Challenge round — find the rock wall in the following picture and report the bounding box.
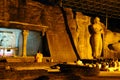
[42,6,77,62]
[75,12,93,59]
[0,0,120,60]
[104,30,120,58]
[64,8,93,59]
[0,1,4,20]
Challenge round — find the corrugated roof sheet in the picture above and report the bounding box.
[62,0,120,19]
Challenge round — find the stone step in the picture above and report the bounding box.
[1,57,51,62]
[6,57,35,62]
[99,71,120,77]
[13,66,50,70]
[6,66,60,72]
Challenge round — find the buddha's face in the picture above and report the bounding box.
[94,17,100,23]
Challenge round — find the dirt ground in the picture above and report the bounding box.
[1,70,120,80]
[0,62,120,80]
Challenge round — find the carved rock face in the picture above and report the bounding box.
[112,42,120,52]
[104,30,120,58]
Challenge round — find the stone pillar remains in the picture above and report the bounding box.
[22,30,29,57]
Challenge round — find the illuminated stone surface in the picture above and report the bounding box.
[35,52,43,62]
[91,17,106,58]
[0,0,120,60]
[104,30,120,58]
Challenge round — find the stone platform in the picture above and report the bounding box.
[0,61,60,73]
[0,56,52,62]
[1,61,120,80]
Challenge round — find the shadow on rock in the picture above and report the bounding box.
[34,75,49,80]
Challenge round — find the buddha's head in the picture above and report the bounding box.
[94,17,100,23]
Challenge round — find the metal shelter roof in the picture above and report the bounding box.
[62,0,120,19]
